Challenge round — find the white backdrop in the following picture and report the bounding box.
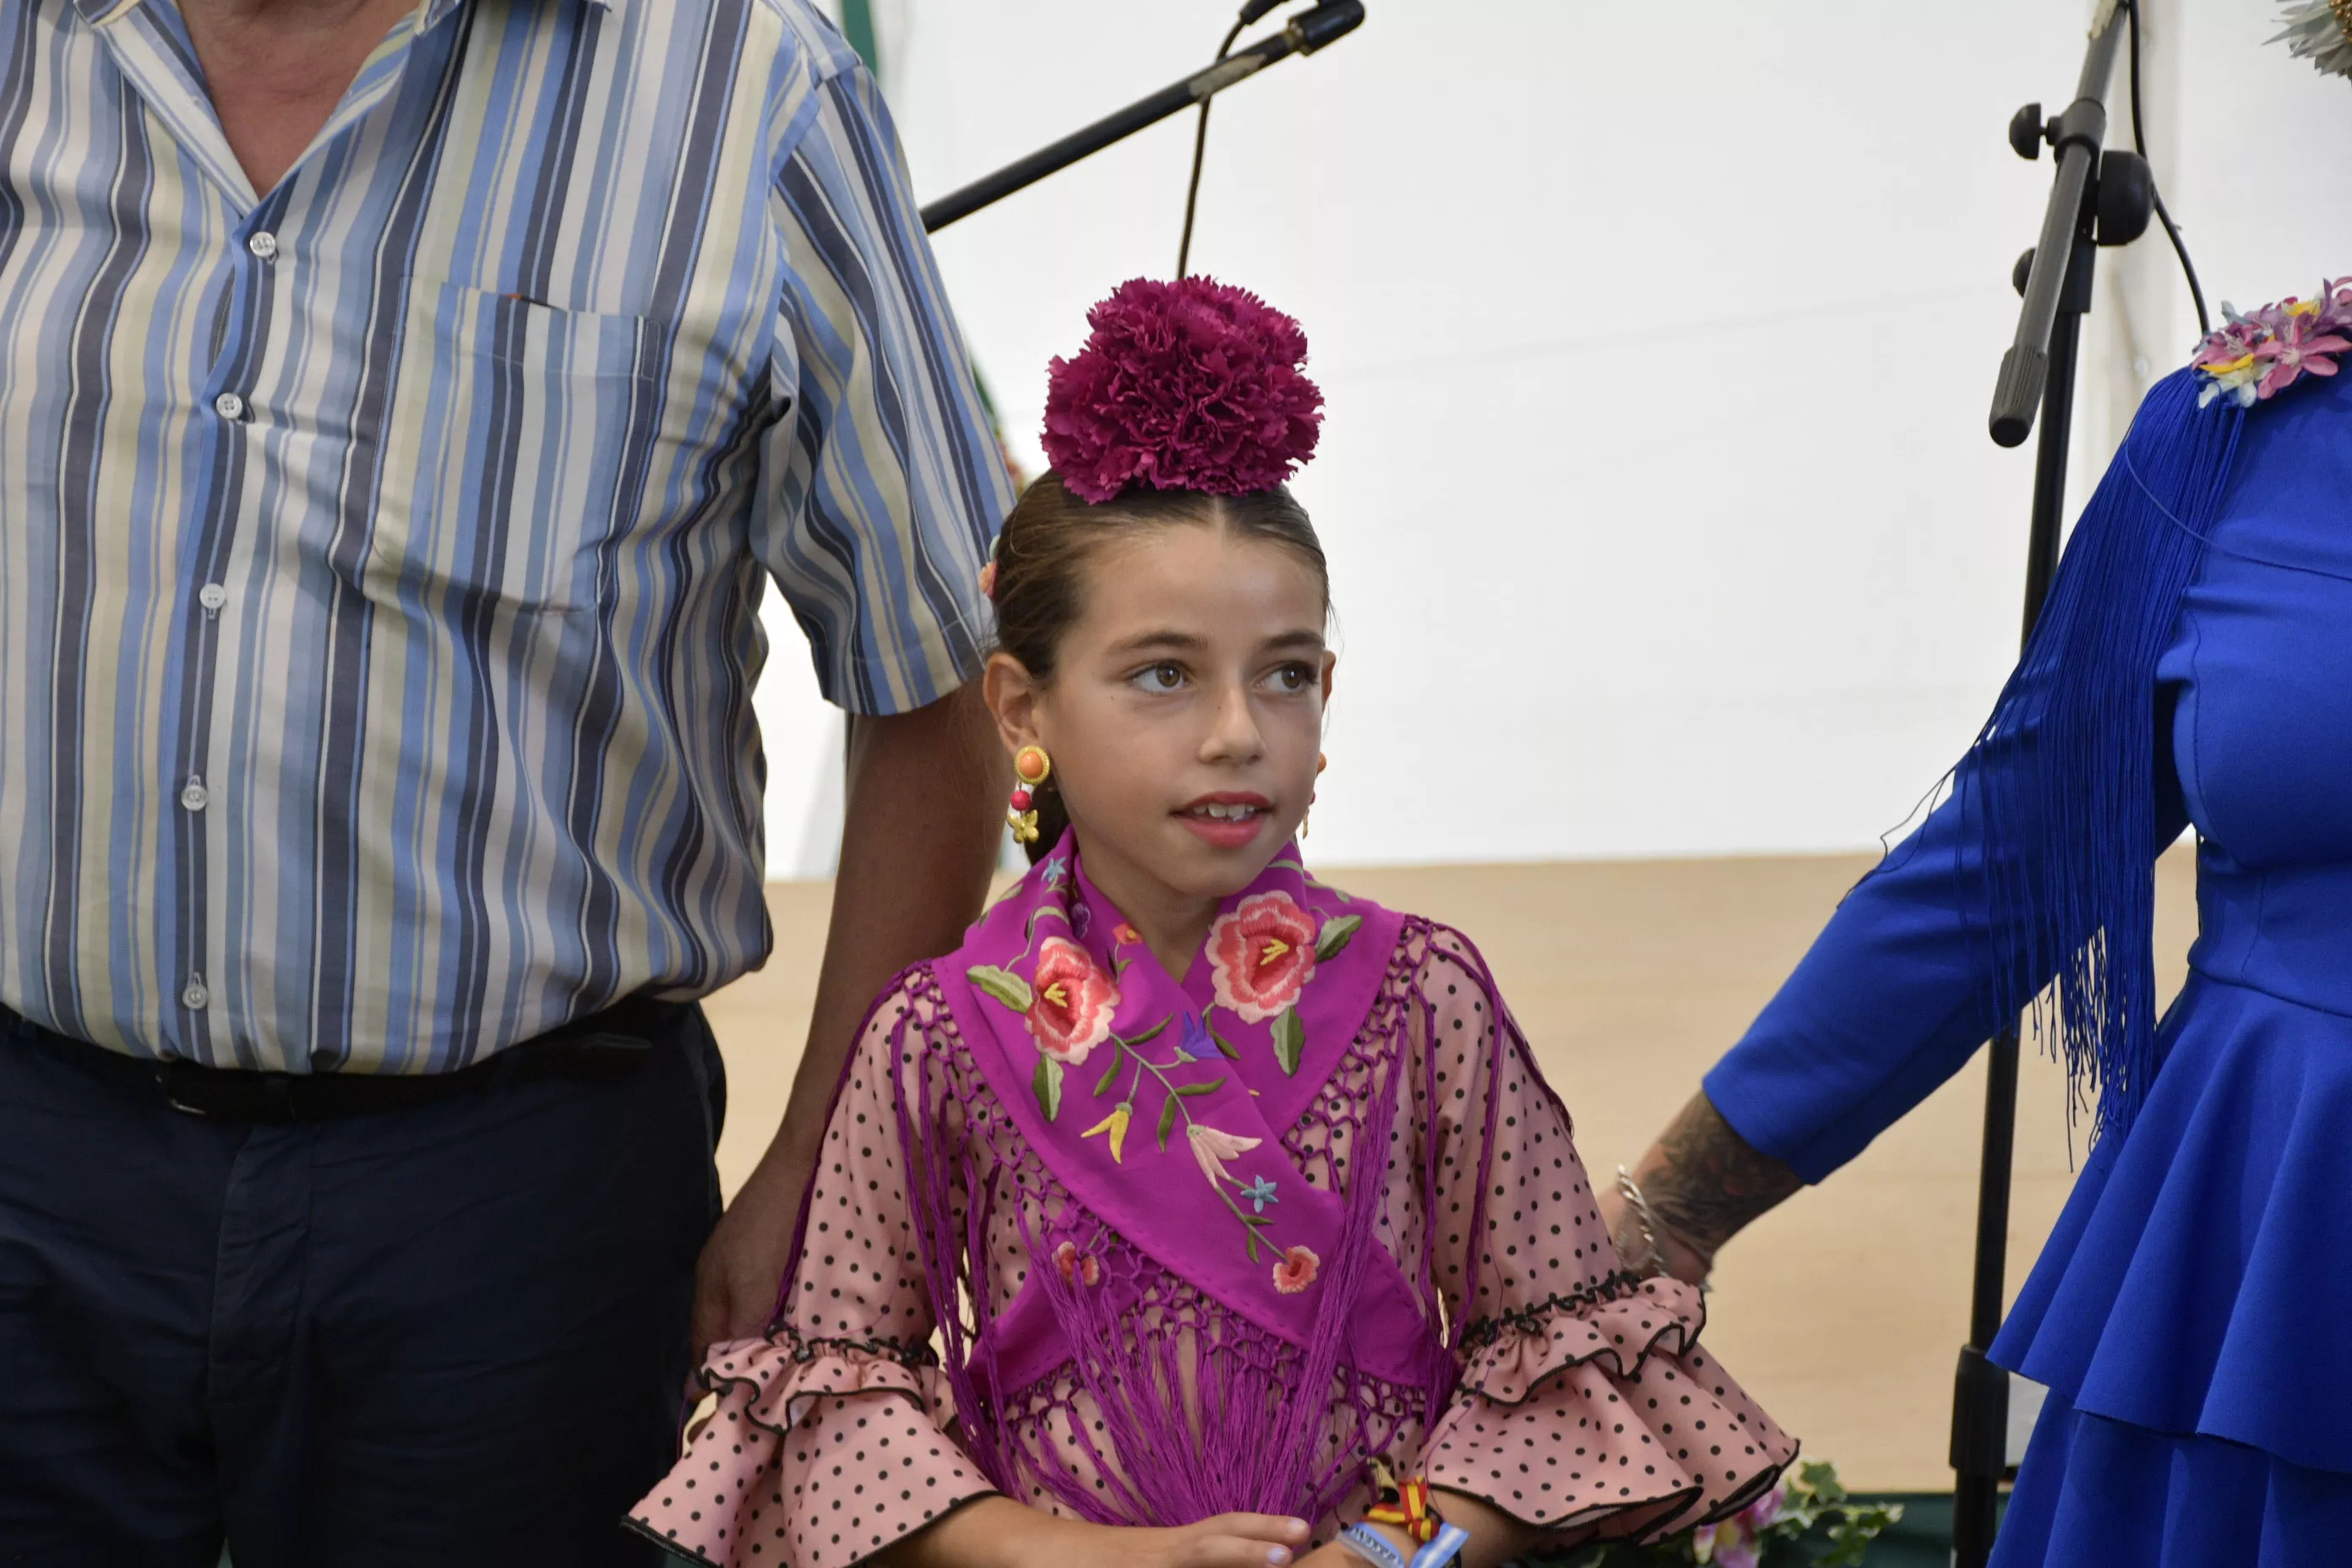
[756,2,2352,873]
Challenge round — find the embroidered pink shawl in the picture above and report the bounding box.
[916,834,1457,1525]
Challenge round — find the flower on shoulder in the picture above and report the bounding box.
[1082,1103,1134,1163]
[1187,1123,1262,1189]
[1206,891,1318,1023]
[1239,1175,1279,1213]
[1271,1244,1319,1295]
[1027,936,1120,1066]
[2257,311,2352,399]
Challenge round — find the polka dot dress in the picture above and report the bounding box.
[630,928,1794,1565]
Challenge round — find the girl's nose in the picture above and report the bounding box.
[1200,680,1266,763]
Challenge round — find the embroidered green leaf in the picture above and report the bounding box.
[1246,1228,1260,1263]
[1092,1039,1125,1097]
[1173,1077,1225,1098]
[967,965,1033,1013]
[1156,1090,1180,1151]
[1271,1008,1305,1075]
[1313,914,1363,961]
[1209,1021,1243,1059]
[1124,1017,1171,1047]
[1032,1054,1064,1121]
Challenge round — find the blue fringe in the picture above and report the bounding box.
[1958,369,2244,1146]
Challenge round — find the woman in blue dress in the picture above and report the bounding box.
[1602,265,2352,1559]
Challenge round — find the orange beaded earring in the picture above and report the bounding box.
[1008,745,1053,845]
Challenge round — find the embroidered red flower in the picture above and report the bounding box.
[1052,1239,1102,1288]
[1207,892,1318,1023]
[1027,936,1120,1065]
[1271,1244,1319,1295]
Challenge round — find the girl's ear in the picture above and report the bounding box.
[1319,650,1337,706]
[983,651,1046,758]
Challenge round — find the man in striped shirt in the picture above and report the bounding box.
[0,0,1011,1560]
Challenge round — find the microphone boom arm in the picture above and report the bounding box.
[918,1,1365,234]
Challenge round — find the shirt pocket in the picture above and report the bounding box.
[362,279,672,616]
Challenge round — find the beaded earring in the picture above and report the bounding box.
[1008,745,1052,845]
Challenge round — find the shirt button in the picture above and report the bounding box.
[247,231,279,261]
[180,776,210,812]
[198,584,228,612]
[182,977,210,1010]
[214,392,246,422]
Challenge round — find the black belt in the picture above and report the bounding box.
[146,996,689,1123]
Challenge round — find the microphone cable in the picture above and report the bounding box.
[1178,1,1285,278]
[2126,0,2210,336]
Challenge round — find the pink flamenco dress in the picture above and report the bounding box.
[630,840,1793,1565]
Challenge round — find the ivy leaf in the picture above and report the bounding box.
[1156,1091,1180,1151]
[1092,1039,1125,1097]
[1173,1077,1225,1098]
[1271,1008,1305,1075]
[967,965,1033,1012]
[1209,1022,1242,1060]
[1313,914,1362,961]
[1032,1054,1064,1121]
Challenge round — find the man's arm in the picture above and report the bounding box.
[692,681,1005,1354]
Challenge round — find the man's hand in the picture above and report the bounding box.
[690,683,1005,1357]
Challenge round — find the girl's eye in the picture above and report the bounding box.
[1133,662,1187,692]
[1266,662,1315,693]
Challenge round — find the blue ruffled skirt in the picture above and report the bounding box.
[1988,971,2352,1565]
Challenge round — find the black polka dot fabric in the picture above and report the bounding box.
[631,934,1794,1565]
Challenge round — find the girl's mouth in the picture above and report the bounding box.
[1176,794,1272,848]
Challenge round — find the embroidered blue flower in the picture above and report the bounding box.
[1240,1176,1279,1213]
[1042,856,1069,889]
[1177,1012,1217,1060]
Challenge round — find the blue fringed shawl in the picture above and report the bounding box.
[1956,368,2244,1144]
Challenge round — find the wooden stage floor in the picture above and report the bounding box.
[701,849,2197,1494]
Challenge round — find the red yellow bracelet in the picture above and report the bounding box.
[1363,1457,1444,1544]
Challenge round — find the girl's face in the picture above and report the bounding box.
[985,522,1334,911]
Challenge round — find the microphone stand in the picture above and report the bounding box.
[1956,6,2155,1564]
[918,1,1364,233]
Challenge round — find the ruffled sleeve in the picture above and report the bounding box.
[1411,928,1795,1547]
[630,972,998,1567]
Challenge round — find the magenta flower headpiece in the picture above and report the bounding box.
[1040,276,1324,504]
[2190,276,2352,408]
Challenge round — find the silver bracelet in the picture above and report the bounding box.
[1615,1165,1712,1293]
[1614,1165,1669,1274]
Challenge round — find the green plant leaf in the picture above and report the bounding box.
[1245,1229,1260,1263]
[967,965,1033,1012]
[1173,1077,1225,1097]
[1156,1091,1180,1151]
[1271,1008,1304,1075]
[1032,1054,1063,1120]
[1313,913,1362,961]
[1124,1017,1170,1047]
[1209,1022,1242,1059]
[1092,1039,1125,1097]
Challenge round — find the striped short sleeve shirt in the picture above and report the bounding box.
[0,0,1014,1071]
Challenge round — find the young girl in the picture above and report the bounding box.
[631,279,1792,1568]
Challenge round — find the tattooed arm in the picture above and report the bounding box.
[1598,1092,1804,1285]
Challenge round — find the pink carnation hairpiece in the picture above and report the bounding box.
[1040,276,1324,505]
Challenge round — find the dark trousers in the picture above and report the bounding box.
[0,1004,725,1567]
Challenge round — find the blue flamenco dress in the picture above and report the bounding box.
[1705,358,2352,1563]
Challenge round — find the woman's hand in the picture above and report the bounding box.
[1603,1091,1801,1286]
[882,1496,1313,1568]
